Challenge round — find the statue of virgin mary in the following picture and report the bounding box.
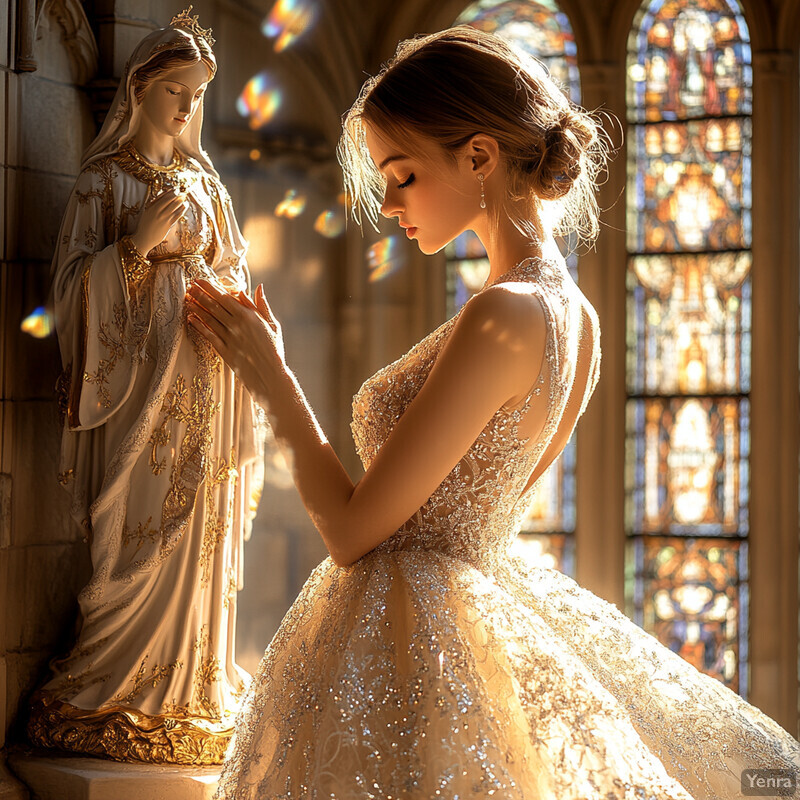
[26,9,266,765]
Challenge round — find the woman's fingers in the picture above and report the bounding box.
[167,207,185,228]
[187,312,231,361]
[255,283,277,322]
[150,190,174,208]
[158,193,187,219]
[255,284,268,316]
[188,279,236,318]
[255,285,272,323]
[153,190,185,214]
[186,295,228,340]
[186,293,230,335]
[237,290,259,312]
[191,278,226,301]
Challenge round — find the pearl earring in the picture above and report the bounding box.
[478,173,486,209]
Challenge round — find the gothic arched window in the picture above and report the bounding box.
[450,0,581,576]
[625,0,752,696]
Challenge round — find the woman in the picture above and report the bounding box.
[27,10,264,765]
[189,28,799,799]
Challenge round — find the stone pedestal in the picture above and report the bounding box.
[0,760,29,800]
[7,752,220,800]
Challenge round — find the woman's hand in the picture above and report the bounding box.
[130,188,188,255]
[185,280,285,399]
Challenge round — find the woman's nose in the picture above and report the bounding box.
[179,95,192,114]
[380,190,403,219]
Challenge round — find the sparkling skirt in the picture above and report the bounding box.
[213,547,800,800]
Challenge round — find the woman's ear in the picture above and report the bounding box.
[467,134,500,179]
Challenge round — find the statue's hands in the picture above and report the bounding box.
[186,280,286,397]
[130,188,188,255]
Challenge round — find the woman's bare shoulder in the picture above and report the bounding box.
[459,282,548,340]
[449,283,548,394]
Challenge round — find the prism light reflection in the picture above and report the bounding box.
[237,72,282,130]
[367,236,405,283]
[262,0,317,52]
[275,189,307,219]
[314,209,344,238]
[20,306,53,338]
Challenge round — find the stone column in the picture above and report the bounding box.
[572,62,627,609]
[749,49,799,735]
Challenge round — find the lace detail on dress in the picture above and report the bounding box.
[348,257,591,573]
[213,256,800,800]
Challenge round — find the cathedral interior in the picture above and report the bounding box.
[1,0,799,796]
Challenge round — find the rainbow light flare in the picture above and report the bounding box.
[367,236,405,283]
[275,189,307,218]
[314,209,344,238]
[237,72,282,130]
[20,306,53,338]
[262,0,317,52]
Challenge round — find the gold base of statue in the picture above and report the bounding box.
[27,694,233,765]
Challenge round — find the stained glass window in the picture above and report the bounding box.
[449,1,580,576]
[626,0,751,696]
[627,119,752,252]
[455,0,580,102]
[625,537,748,689]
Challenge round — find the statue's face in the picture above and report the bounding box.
[138,61,210,139]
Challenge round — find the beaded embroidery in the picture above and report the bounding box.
[349,257,597,573]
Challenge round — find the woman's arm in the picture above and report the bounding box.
[186,280,546,567]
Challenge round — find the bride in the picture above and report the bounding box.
[188,26,799,800]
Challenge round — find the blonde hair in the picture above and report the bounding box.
[338,26,609,244]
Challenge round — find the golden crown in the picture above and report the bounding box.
[170,6,215,48]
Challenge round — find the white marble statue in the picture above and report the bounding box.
[27,9,265,765]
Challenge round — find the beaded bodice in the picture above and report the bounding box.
[350,257,601,571]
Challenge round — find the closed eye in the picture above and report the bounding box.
[167,88,180,96]
[397,174,415,189]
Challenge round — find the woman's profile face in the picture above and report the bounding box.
[365,125,481,255]
[138,61,210,140]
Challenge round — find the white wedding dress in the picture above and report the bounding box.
[214,257,799,799]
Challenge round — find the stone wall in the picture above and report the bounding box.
[1,4,101,790]
[1,4,89,796]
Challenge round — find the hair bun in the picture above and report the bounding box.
[528,107,597,201]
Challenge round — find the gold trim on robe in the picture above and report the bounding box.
[28,693,232,765]
[31,142,265,765]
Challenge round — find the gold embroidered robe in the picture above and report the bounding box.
[28,143,265,764]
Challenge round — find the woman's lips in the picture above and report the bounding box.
[404,226,417,238]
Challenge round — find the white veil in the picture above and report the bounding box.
[81,22,219,178]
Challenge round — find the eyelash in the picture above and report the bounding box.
[397,174,415,189]
[167,88,203,100]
